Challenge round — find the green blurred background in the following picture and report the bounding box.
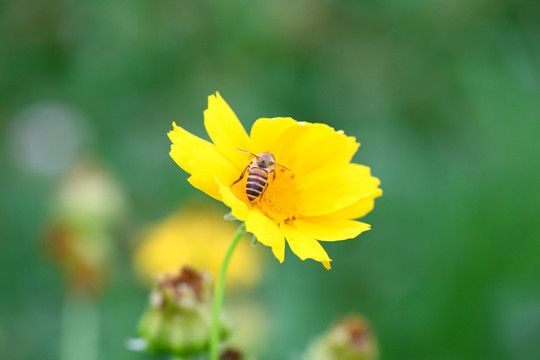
[1,0,540,359]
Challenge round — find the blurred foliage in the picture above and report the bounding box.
[1,0,540,359]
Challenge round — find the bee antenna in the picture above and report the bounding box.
[276,163,291,171]
[235,148,257,158]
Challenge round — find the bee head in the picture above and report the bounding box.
[256,152,276,168]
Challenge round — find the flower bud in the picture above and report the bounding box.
[221,347,244,360]
[303,315,378,360]
[43,160,125,297]
[137,267,229,357]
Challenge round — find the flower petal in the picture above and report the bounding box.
[204,92,250,169]
[245,210,285,263]
[294,217,371,241]
[168,123,238,200]
[217,179,250,221]
[298,164,381,216]
[250,117,298,154]
[329,188,383,219]
[271,123,358,176]
[280,223,332,269]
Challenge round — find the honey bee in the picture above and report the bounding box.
[232,149,290,201]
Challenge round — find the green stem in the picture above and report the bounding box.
[60,293,100,360]
[209,223,246,360]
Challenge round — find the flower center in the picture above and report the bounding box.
[257,169,299,224]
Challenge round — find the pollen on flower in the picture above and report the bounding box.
[257,170,299,224]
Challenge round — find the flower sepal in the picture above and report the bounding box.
[249,233,259,247]
[223,211,238,221]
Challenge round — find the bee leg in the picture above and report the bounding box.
[271,170,276,181]
[232,165,249,186]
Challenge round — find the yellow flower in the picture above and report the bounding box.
[133,207,260,288]
[168,93,381,269]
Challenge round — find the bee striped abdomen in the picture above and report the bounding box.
[246,168,269,201]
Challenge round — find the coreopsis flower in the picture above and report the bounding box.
[168,93,381,269]
[133,207,260,288]
[303,315,378,360]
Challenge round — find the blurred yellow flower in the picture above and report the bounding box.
[134,208,260,287]
[168,93,381,269]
